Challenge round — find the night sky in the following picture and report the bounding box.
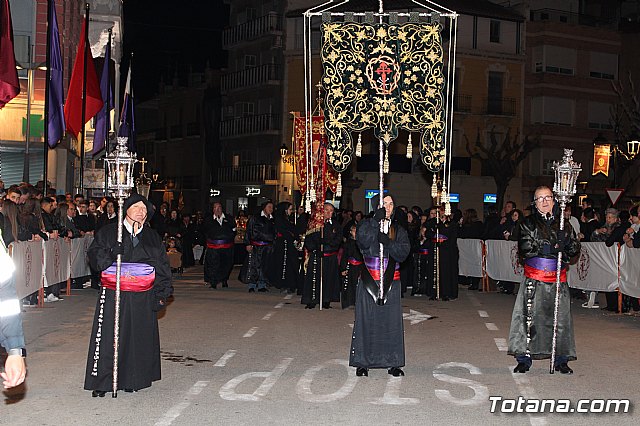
[121,0,228,101]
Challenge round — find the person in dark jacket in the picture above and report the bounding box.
[270,202,300,293]
[203,202,236,289]
[239,201,275,292]
[508,186,580,375]
[340,223,362,308]
[459,208,484,290]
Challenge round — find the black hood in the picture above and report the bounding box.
[123,193,155,221]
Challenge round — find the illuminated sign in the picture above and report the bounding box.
[483,193,497,203]
[449,193,459,203]
[246,187,261,196]
[209,189,221,197]
[364,189,389,199]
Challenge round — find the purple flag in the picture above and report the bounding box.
[92,37,111,155]
[118,65,135,152]
[46,0,65,147]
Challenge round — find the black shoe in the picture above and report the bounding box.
[92,390,106,398]
[442,297,450,301]
[248,288,256,293]
[305,303,316,309]
[388,367,404,377]
[222,281,228,288]
[356,367,368,377]
[554,363,573,374]
[124,388,136,393]
[468,285,478,290]
[210,283,217,289]
[428,296,436,300]
[322,302,331,309]
[258,288,268,293]
[513,362,530,373]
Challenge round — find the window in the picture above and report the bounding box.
[244,55,257,69]
[543,46,576,76]
[487,72,504,114]
[543,97,573,126]
[490,20,501,43]
[590,52,618,80]
[234,102,254,117]
[588,102,613,130]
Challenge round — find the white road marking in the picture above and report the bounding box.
[510,368,549,426]
[154,381,209,426]
[297,359,358,403]
[402,309,435,325]
[262,311,275,321]
[214,350,237,367]
[219,358,293,401]
[494,338,508,351]
[433,362,488,406]
[274,302,285,309]
[485,323,499,331]
[370,376,419,405]
[284,294,293,300]
[243,327,259,338]
[478,310,489,318]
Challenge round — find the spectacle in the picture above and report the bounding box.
[534,195,553,203]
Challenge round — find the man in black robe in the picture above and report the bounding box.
[508,186,580,374]
[203,202,236,289]
[270,202,300,293]
[84,193,173,397]
[301,202,342,309]
[239,201,275,292]
[350,194,410,377]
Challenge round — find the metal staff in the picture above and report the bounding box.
[104,136,137,396]
[549,149,581,374]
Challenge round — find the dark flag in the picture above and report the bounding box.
[92,35,112,155]
[64,17,103,139]
[47,0,65,147]
[0,0,20,109]
[118,65,135,152]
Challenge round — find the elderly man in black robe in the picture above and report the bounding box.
[84,193,173,397]
[239,201,275,292]
[350,194,410,377]
[508,186,580,374]
[203,202,236,289]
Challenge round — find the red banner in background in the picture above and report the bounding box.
[592,144,611,176]
[293,113,338,196]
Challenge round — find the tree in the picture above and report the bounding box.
[465,127,539,210]
[612,72,640,195]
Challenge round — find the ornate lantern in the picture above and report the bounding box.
[105,137,137,198]
[135,158,152,199]
[552,149,582,205]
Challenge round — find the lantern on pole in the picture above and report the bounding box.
[103,136,137,397]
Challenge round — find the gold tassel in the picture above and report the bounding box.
[355,134,362,157]
[383,149,389,173]
[406,133,413,159]
[444,202,451,216]
[305,195,311,212]
[431,174,438,198]
[336,173,342,197]
[310,186,316,203]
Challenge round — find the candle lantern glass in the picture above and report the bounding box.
[105,137,137,198]
[552,149,582,205]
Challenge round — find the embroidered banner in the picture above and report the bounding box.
[43,238,70,287]
[567,242,618,292]
[618,245,640,298]
[9,241,44,299]
[484,240,523,282]
[70,235,93,279]
[293,113,338,195]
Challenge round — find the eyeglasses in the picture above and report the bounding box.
[534,195,553,203]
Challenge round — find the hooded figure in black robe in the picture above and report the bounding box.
[270,202,300,293]
[508,186,580,375]
[349,194,410,377]
[239,202,275,291]
[84,193,173,396]
[301,202,342,309]
[339,223,362,309]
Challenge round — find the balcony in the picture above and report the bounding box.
[169,124,182,139]
[217,164,277,184]
[530,8,617,29]
[222,64,281,92]
[186,122,200,137]
[223,12,283,48]
[484,97,516,116]
[453,94,472,113]
[220,113,281,138]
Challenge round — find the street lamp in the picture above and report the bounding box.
[135,157,152,198]
[280,143,288,159]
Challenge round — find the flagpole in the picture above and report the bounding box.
[79,3,90,194]
[43,0,53,197]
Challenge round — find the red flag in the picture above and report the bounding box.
[0,0,20,108]
[64,17,103,138]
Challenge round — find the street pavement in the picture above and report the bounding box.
[3,266,639,425]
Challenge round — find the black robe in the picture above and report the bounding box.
[84,223,173,392]
[301,220,342,305]
[339,238,362,308]
[270,214,300,291]
[349,217,410,370]
[239,214,275,285]
[413,238,432,295]
[203,214,235,284]
[425,219,458,299]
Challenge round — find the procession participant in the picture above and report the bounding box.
[339,224,362,308]
[270,202,300,294]
[412,224,431,296]
[239,201,275,292]
[433,208,458,301]
[301,202,342,309]
[84,193,173,397]
[203,202,235,289]
[349,194,410,377]
[508,186,580,374]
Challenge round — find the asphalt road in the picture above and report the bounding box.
[3,266,639,425]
